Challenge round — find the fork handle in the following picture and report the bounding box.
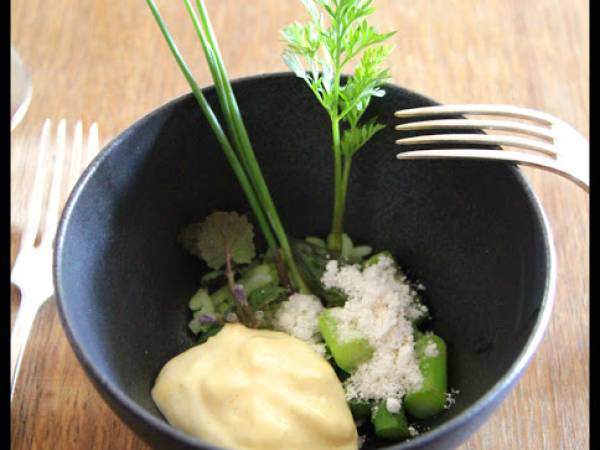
[11,299,42,401]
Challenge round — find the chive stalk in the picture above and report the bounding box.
[145,0,309,293]
[191,0,308,293]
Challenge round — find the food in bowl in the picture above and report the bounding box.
[152,323,358,450]
[145,0,455,448]
[152,210,453,448]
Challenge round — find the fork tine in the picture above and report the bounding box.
[395,148,563,175]
[68,120,83,191]
[85,122,99,166]
[395,134,557,157]
[395,119,554,142]
[396,148,554,163]
[394,104,554,125]
[396,148,589,192]
[40,120,67,248]
[20,119,52,250]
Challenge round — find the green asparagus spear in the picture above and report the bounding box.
[319,308,373,373]
[372,400,409,440]
[404,333,447,419]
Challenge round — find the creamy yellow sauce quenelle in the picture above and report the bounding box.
[151,323,358,450]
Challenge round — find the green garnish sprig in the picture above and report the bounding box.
[230,283,259,328]
[282,0,395,254]
[180,211,256,270]
[196,313,222,326]
[146,0,309,293]
[181,211,262,328]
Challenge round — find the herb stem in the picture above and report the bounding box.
[145,0,279,255]
[183,0,242,153]
[147,0,310,294]
[339,155,352,227]
[329,13,344,255]
[330,116,344,254]
[194,0,310,294]
[282,0,393,257]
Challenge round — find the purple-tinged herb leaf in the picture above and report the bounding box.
[232,283,249,307]
[198,314,219,325]
[178,211,255,270]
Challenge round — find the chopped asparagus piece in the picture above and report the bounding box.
[319,308,373,373]
[372,400,409,440]
[404,333,447,419]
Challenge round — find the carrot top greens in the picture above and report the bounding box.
[281,0,395,254]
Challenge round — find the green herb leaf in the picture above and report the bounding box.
[340,117,386,157]
[343,21,396,65]
[282,0,394,253]
[189,311,221,335]
[291,238,349,307]
[179,211,255,270]
[188,287,214,312]
[196,323,223,344]
[341,233,354,260]
[350,244,373,262]
[200,270,225,288]
[249,285,288,309]
[340,45,393,126]
[305,236,327,248]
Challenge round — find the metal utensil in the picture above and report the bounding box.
[10,119,99,400]
[395,104,589,191]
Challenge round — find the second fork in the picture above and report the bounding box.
[10,119,99,400]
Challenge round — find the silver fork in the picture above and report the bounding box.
[394,104,589,192]
[10,119,99,400]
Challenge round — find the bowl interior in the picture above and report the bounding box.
[55,73,550,449]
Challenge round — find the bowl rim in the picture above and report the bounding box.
[53,71,557,450]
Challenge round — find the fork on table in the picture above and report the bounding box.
[10,119,99,400]
[395,104,589,192]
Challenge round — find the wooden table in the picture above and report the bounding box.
[11,1,589,449]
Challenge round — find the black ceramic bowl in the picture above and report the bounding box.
[54,72,555,450]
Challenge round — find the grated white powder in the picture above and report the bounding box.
[321,256,425,401]
[444,388,460,409]
[310,342,329,357]
[385,397,401,414]
[274,293,324,343]
[408,425,419,437]
[424,340,439,358]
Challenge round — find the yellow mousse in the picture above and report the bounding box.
[152,323,358,450]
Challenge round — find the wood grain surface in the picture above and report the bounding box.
[10,0,589,449]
